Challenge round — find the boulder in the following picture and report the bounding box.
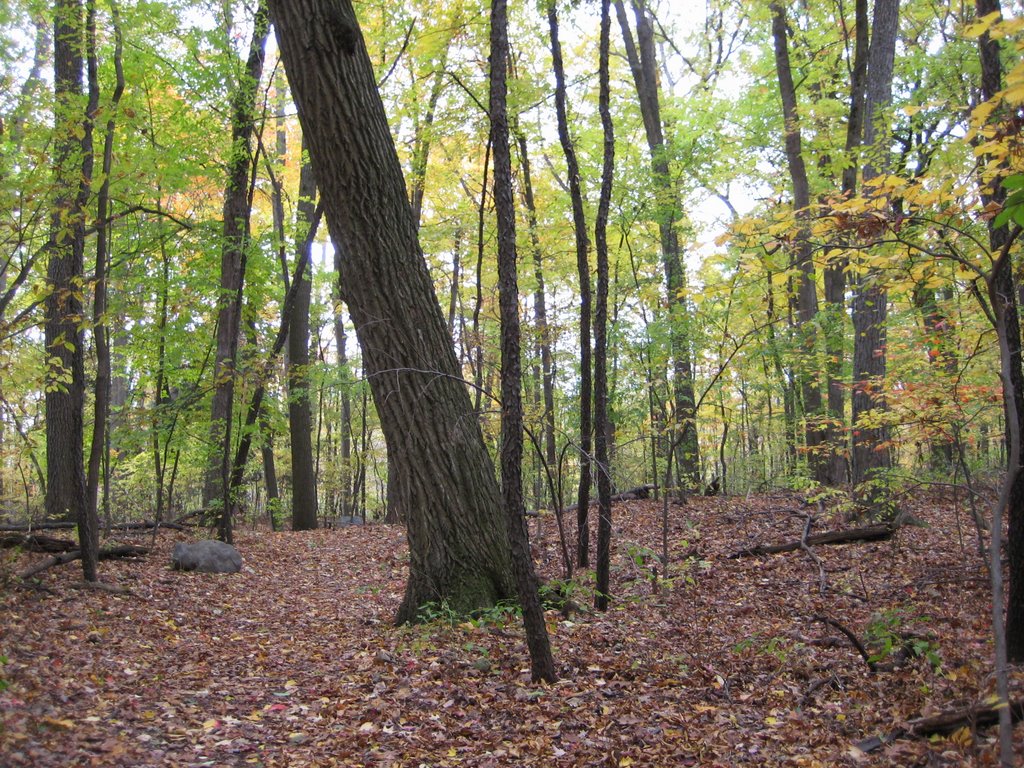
[171,540,242,574]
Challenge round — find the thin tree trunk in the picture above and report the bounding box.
[548,1,593,567]
[593,0,615,612]
[616,0,700,485]
[489,0,556,683]
[203,0,270,545]
[975,0,1024,668]
[770,2,826,483]
[289,143,319,531]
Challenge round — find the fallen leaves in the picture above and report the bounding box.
[0,492,1021,765]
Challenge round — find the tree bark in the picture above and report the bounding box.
[489,0,557,682]
[615,0,700,485]
[548,2,594,567]
[270,0,515,623]
[850,0,899,503]
[202,0,270,545]
[975,0,1024,666]
[289,142,319,531]
[770,3,827,484]
[46,0,95,580]
[594,0,615,612]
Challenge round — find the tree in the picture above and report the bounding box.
[269,0,515,623]
[769,2,827,483]
[615,0,700,486]
[489,0,557,683]
[594,0,615,611]
[547,1,593,567]
[849,0,899,507]
[289,143,318,532]
[202,0,270,543]
[46,0,95,579]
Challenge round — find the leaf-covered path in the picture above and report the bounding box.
[2,492,1021,766]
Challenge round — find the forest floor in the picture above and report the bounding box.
[1,489,1022,766]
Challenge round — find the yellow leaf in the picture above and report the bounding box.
[202,718,219,731]
[619,759,635,767]
[42,717,75,730]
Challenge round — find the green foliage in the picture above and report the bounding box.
[864,609,942,671]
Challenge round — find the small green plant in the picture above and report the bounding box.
[864,609,942,671]
[415,600,460,625]
[0,654,9,693]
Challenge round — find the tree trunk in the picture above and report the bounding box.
[770,2,827,483]
[202,0,270,545]
[46,0,95,579]
[289,143,319,531]
[548,2,593,567]
[593,0,615,612]
[975,0,1024,665]
[489,0,557,682]
[270,0,515,623]
[850,0,899,504]
[615,0,699,485]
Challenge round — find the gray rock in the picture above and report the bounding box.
[171,540,242,574]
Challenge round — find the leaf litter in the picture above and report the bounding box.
[1,489,1021,766]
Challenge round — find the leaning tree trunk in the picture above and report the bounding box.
[270,0,515,623]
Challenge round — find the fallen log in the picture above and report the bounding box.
[561,484,656,513]
[853,699,1024,753]
[17,544,150,580]
[727,523,895,559]
[0,532,78,552]
[0,520,184,533]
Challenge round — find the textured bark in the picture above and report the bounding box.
[202,1,270,544]
[46,0,95,579]
[270,0,514,623]
[975,0,1024,665]
[548,3,593,567]
[489,0,556,682]
[615,0,699,484]
[289,144,318,531]
[593,0,615,612]
[770,3,826,483]
[850,0,899,498]
[86,0,124,528]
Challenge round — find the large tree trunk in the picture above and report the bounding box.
[46,0,95,579]
[770,2,827,484]
[289,143,319,531]
[270,0,515,623]
[202,1,270,544]
[548,2,593,567]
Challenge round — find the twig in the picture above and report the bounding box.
[813,615,875,672]
[799,513,827,595]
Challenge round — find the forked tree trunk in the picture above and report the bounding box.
[270,0,515,623]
